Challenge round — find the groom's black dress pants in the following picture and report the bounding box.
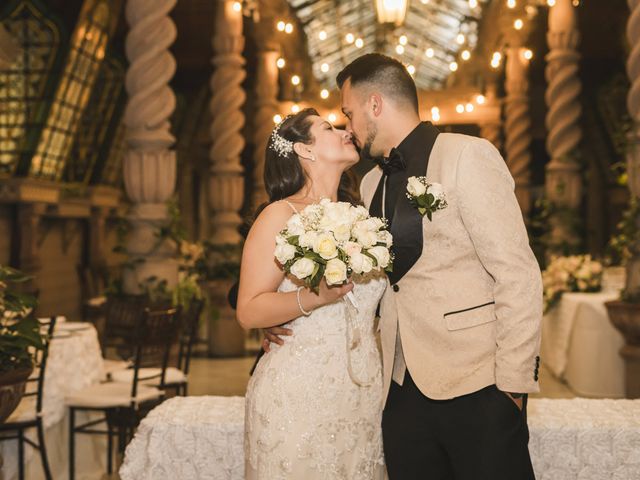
[382,371,535,480]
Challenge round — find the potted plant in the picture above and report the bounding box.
[0,265,45,423]
[180,241,243,357]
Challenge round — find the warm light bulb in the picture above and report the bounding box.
[291,75,301,86]
[465,103,474,112]
[321,63,329,73]
[276,57,285,69]
[507,0,516,8]
[456,33,465,45]
[547,0,556,5]
[572,0,579,6]
[514,18,523,30]
[277,21,285,31]
[396,45,405,55]
[476,94,486,105]
[523,49,533,60]
[285,23,293,34]
[355,38,364,48]
[449,61,458,72]
[291,103,300,113]
[346,33,355,44]
[425,48,435,58]
[407,64,416,75]
[420,0,430,4]
[469,0,478,7]
[491,58,501,68]
[273,114,283,124]
[456,104,465,114]
[399,35,408,46]
[328,113,337,123]
[461,50,471,61]
[319,30,327,40]
[232,2,242,12]
[321,89,329,99]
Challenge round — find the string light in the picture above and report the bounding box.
[291,104,300,113]
[355,38,364,48]
[319,30,327,40]
[490,51,502,69]
[276,57,286,69]
[431,106,440,122]
[421,0,430,3]
[232,2,242,12]
[396,45,405,55]
[277,21,285,31]
[456,33,465,45]
[572,0,579,6]
[425,48,435,58]
[399,35,408,46]
[407,64,416,75]
[321,63,329,73]
[507,0,516,8]
[449,61,458,72]
[523,49,533,60]
[273,114,283,124]
[456,104,465,114]
[321,89,329,99]
[346,33,355,44]
[514,18,523,30]
[328,113,337,123]
[547,0,556,5]
[465,103,474,112]
[284,23,293,34]
[461,50,471,61]
[291,75,301,86]
[476,94,486,105]
[469,0,478,7]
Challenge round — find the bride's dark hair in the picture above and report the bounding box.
[262,107,360,207]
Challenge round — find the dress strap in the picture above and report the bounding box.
[283,200,299,214]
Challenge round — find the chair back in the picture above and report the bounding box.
[24,316,57,416]
[103,295,147,358]
[130,306,181,401]
[177,298,205,376]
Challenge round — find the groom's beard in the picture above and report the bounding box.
[359,122,382,164]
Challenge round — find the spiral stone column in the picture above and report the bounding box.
[251,43,280,212]
[544,0,583,253]
[505,46,533,218]
[122,0,178,294]
[479,82,503,152]
[208,0,246,245]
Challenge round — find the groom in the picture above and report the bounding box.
[337,53,542,479]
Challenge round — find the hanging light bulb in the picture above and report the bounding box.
[346,33,355,43]
[291,103,300,113]
[507,0,516,8]
[319,30,327,40]
[291,75,301,86]
[407,64,416,75]
[277,21,286,31]
[547,0,556,5]
[321,89,329,99]
[232,2,242,12]
[476,94,486,105]
[420,0,430,4]
[456,104,465,114]
[456,33,465,45]
[355,38,364,48]
[461,50,471,61]
[273,114,283,124]
[276,57,286,69]
[523,49,533,60]
[449,61,458,72]
[399,35,408,46]
[431,106,440,122]
[469,0,478,7]
[328,113,337,123]
[321,63,330,73]
[572,0,579,6]
[514,18,524,30]
[465,103,474,112]
[425,47,435,58]
[396,44,405,55]
[285,23,294,34]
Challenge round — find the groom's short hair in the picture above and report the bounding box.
[336,53,419,113]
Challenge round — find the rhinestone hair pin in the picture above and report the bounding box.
[270,117,294,157]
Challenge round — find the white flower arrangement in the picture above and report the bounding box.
[274,199,393,292]
[406,176,447,220]
[543,254,603,313]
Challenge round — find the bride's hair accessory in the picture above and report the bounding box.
[270,117,295,157]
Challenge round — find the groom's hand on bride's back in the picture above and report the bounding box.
[262,326,293,352]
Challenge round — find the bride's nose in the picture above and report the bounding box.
[341,131,353,142]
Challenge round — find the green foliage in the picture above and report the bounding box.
[607,197,640,266]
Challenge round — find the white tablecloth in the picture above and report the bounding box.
[541,291,625,397]
[121,396,640,480]
[1,322,107,480]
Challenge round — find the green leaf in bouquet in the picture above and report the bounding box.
[288,235,300,246]
[426,210,433,221]
[418,207,427,216]
[426,193,434,206]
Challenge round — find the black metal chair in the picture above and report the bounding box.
[0,316,57,480]
[66,306,181,480]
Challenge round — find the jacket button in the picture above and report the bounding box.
[392,284,399,292]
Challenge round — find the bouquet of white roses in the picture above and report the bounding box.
[274,198,393,292]
[542,254,603,313]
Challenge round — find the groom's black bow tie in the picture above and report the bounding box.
[375,147,406,176]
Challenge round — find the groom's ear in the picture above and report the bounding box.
[369,93,383,118]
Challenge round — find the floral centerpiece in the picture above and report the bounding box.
[274,198,393,293]
[543,255,603,313]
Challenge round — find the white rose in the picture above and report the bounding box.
[426,182,445,199]
[274,243,297,264]
[275,234,287,245]
[407,176,427,197]
[350,205,369,222]
[343,241,362,257]
[349,252,373,274]
[368,246,391,269]
[354,229,378,248]
[377,230,393,247]
[285,214,305,236]
[290,257,315,279]
[313,233,338,260]
[331,222,352,242]
[324,258,348,285]
[298,231,318,249]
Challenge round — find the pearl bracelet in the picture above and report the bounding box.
[296,286,312,316]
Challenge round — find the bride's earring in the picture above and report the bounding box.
[310,155,316,162]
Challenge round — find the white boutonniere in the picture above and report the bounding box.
[406,176,448,221]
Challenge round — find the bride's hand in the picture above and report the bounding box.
[314,279,354,307]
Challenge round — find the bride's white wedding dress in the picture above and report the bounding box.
[245,272,387,479]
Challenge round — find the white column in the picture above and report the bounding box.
[544,0,583,253]
[122,0,178,294]
[208,0,246,245]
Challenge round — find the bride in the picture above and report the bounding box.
[237,108,386,479]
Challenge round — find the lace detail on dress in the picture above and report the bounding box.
[245,272,387,479]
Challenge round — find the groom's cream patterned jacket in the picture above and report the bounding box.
[361,133,543,401]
